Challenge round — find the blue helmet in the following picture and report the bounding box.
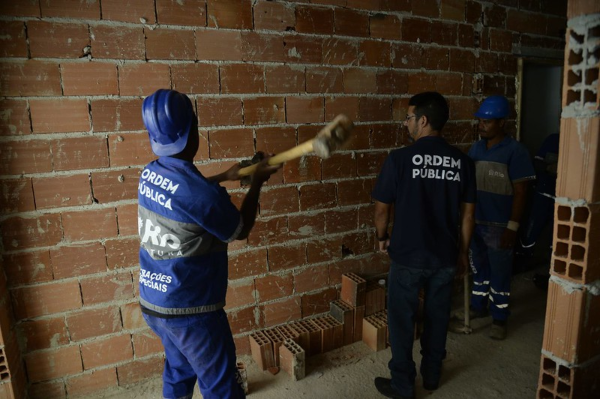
[142,89,194,156]
[474,95,509,119]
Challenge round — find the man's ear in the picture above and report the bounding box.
[420,114,429,128]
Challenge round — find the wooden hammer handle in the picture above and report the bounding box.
[238,139,314,177]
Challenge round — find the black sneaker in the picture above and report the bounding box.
[423,380,439,391]
[374,377,414,399]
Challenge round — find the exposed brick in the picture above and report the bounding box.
[296,5,334,35]
[27,21,89,59]
[458,23,475,47]
[507,9,546,35]
[431,21,458,46]
[0,0,40,17]
[376,70,409,95]
[118,62,171,96]
[282,35,323,64]
[66,306,122,342]
[325,97,360,123]
[307,236,342,264]
[61,62,118,96]
[357,152,387,176]
[268,245,306,272]
[483,3,507,28]
[489,28,513,53]
[0,21,27,57]
[245,98,286,125]
[197,98,243,127]
[0,178,34,214]
[391,43,422,69]
[402,17,431,44]
[1,214,62,251]
[18,317,69,352]
[321,153,357,180]
[343,231,373,256]
[108,133,154,169]
[92,99,144,132]
[51,136,109,171]
[25,346,83,383]
[12,280,82,319]
[0,100,29,137]
[40,0,100,18]
[255,273,294,303]
[51,242,107,279]
[322,38,358,66]
[145,28,196,60]
[247,216,289,247]
[102,0,155,24]
[132,330,163,357]
[294,264,330,293]
[476,51,498,73]
[207,0,252,29]
[30,99,90,134]
[228,305,262,334]
[81,271,134,306]
[447,96,478,121]
[359,97,392,122]
[196,29,244,61]
[262,296,302,327]
[28,380,66,399]
[335,8,369,37]
[449,48,476,72]
[2,250,53,286]
[325,208,359,234]
[369,13,401,40]
[171,64,219,94]
[156,0,207,25]
[411,0,439,17]
[121,301,145,330]
[208,128,253,158]
[229,249,268,279]
[265,65,305,94]
[283,155,322,184]
[81,334,133,369]
[301,287,337,318]
[241,31,285,62]
[371,123,402,149]
[220,64,265,94]
[116,203,138,237]
[359,40,391,68]
[62,207,117,242]
[66,368,118,397]
[465,0,482,24]
[90,25,145,60]
[288,213,325,238]
[116,357,163,386]
[95,237,130,272]
[91,169,140,204]
[225,278,255,310]
[260,186,299,217]
[407,71,436,94]
[435,72,463,96]
[0,61,61,97]
[286,97,324,123]
[299,183,336,211]
[254,0,296,31]
[33,174,91,210]
[306,67,343,94]
[441,0,466,21]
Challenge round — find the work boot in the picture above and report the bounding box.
[489,320,507,340]
[374,377,414,399]
[454,307,488,320]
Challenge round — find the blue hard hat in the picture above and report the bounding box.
[142,89,194,156]
[474,95,509,119]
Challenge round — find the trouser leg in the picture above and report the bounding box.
[387,263,422,397]
[470,226,490,312]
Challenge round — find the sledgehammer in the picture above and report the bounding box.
[238,114,354,177]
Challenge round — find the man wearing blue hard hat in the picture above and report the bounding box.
[458,95,535,340]
[137,89,278,399]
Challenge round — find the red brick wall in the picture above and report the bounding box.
[0,0,566,397]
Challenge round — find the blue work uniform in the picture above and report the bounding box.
[138,156,245,399]
[372,136,476,398]
[468,136,535,321]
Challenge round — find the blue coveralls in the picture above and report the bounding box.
[138,156,245,399]
[468,136,536,321]
[372,136,477,398]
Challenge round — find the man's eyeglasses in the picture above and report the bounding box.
[405,114,417,122]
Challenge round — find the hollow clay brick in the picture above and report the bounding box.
[341,273,367,307]
[263,328,285,367]
[555,118,600,203]
[330,299,354,346]
[362,315,387,352]
[279,339,305,381]
[353,305,365,342]
[295,320,321,356]
[322,315,344,351]
[542,279,600,364]
[289,321,311,355]
[538,354,600,399]
[365,280,386,316]
[276,324,300,344]
[310,317,334,354]
[249,331,274,371]
[551,203,600,284]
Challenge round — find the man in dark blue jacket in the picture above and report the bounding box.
[372,92,476,399]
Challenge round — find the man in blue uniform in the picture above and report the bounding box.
[465,95,536,340]
[138,89,278,399]
[372,92,476,399]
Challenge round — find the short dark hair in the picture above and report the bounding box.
[408,92,449,131]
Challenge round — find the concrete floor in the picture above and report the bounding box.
[88,264,549,399]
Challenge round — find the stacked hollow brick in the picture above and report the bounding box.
[0,0,570,397]
[537,2,600,398]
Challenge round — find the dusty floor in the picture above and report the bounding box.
[89,266,548,399]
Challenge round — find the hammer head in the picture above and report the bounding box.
[312,114,354,159]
